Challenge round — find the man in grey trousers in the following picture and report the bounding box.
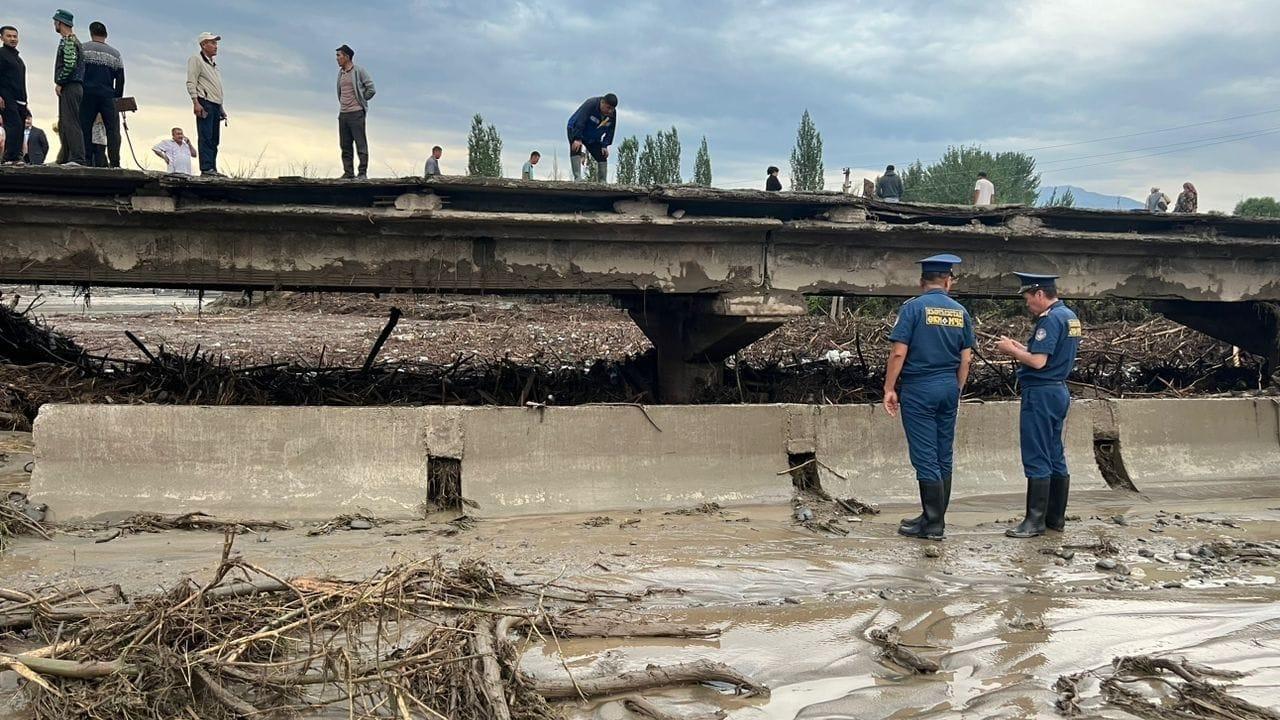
[335,44,375,179]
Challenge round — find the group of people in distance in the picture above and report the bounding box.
[884,255,1081,541]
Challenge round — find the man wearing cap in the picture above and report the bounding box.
[996,273,1082,538]
[335,44,375,180]
[186,32,225,176]
[883,254,975,540]
[52,9,86,166]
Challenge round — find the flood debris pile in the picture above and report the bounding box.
[1057,655,1279,719]
[1,295,1274,429]
[0,492,50,551]
[0,543,766,719]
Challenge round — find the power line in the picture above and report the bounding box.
[1016,107,1280,152]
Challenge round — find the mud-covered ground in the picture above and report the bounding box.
[2,429,1278,719]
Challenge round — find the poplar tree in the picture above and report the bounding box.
[789,110,824,191]
[616,136,640,184]
[694,136,712,186]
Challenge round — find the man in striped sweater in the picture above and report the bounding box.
[51,8,85,165]
[80,21,123,168]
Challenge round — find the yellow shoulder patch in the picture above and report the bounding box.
[1067,319,1083,338]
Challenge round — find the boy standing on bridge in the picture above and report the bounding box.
[883,254,975,541]
[567,93,616,182]
[996,273,1082,538]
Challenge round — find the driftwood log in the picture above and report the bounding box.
[867,625,940,674]
[534,659,769,700]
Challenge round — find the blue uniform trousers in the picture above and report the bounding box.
[1020,383,1070,479]
[899,379,960,484]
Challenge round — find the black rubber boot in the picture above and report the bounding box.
[899,481,945,540]
[1046,474,1071,532]
[900,474,951,529]
[1006,477,1051,538]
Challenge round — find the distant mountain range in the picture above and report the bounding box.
[1038,185,1144,210]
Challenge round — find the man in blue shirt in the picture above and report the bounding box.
[996,273,1082,538]
[884,254,975,540]
[567,93,616,182]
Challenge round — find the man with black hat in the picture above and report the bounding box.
[996,273,1082,538]
[52,8,86,166]
[335,44,375,180]
[883,254,975,541]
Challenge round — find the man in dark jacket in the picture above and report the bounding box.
[876,164,904,202]
[765,166,782,191]
[51,9,86,165]
[567,93,617,182]
[0,25,29,164]
[79,21,123,167]
[23,115,49,164]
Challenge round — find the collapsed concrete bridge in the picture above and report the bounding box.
[2,166,1278,399]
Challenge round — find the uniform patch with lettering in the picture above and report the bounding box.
[1067,319,1082,337]
[924,307,965,328]
[1035,328,1048,341]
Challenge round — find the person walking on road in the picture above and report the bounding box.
[876,164,904,202]
[52,9,86,166]
[1174,182,1198,213]
[883,254,975,541]
[0,25,29,165]
[80,21,123,168]
[335,44,375,180]
[186,32,225,176]
[995,273,1082,538]
[567,93,617,182]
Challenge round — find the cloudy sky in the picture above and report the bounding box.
[6,0,1279,210]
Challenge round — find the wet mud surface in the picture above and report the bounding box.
[3,473,1278,718]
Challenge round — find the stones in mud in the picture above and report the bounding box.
[1138,548,1155,558]
[1095,558,1118,571]
[349,518,373,530]
[924,546,941,559]
[1174,552,1195,561]
[794,506,814,522]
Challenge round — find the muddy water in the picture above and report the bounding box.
[2,476,1279,719]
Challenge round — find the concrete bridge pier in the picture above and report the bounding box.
[622,291,808,403]
[1155,300,1280,381]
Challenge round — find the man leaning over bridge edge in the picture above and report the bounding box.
[883,254,975,541]
[996,273,1082,538]
[567,93,616,182]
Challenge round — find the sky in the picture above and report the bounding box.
[5,0,1280,211]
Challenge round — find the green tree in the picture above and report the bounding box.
[616,136,640,184]
[1040,186,1076,208]
[789,110,824,191]
[637,127,682,184]
[901,145,1040,205]
[466,114,503,177]
[694,136,712,186]
[1234,196,1280,218]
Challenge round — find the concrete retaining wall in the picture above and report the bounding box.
[28,398,1280,521]
[1114,397,1280,485]
[814,401,1102,502]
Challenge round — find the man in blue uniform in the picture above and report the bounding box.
[567,93,617,182]
[884,254,975,540]
[996,273,1082,538]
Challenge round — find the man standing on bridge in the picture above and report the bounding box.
[335,44,375,180]
[0,25,29,165]
[996,273,1082,538]
[186,32,225,176]
[883,254,975,541]
[567,93,616,182]
[80,21,124,168]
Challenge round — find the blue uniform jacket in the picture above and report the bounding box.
[888,289,976,382]
[567,97,616,147]
[1017,300,1082,385]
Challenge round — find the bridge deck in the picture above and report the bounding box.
[2,166,1278,301]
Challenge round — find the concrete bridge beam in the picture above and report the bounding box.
[622,291,807,403]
